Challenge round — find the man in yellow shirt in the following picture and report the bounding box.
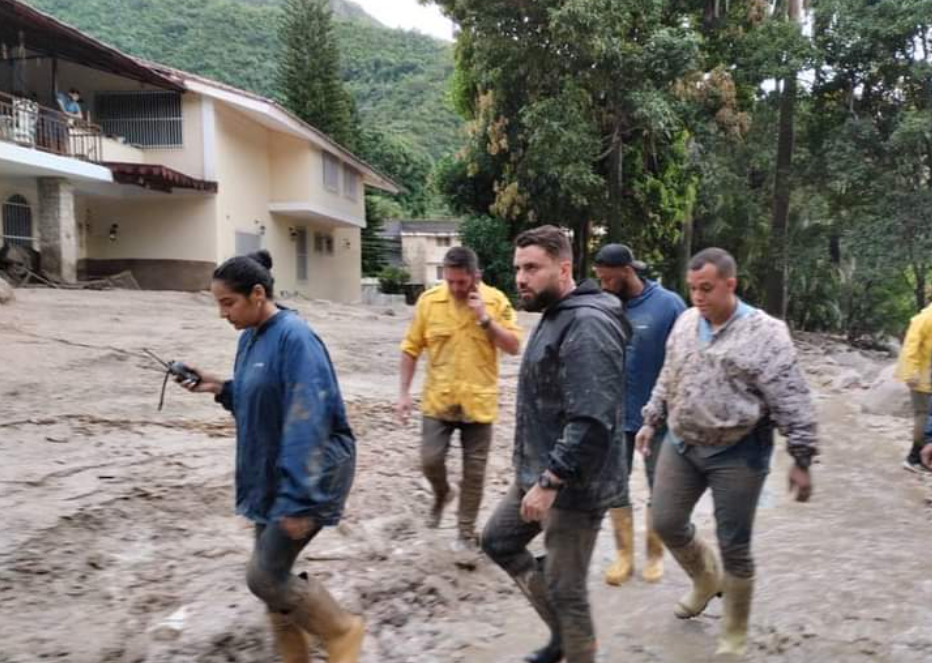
[398,246,522,548]
[895,301,932,473]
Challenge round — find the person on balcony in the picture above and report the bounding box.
[56,88,85,122]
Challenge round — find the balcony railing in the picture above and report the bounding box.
[0,91,103,162]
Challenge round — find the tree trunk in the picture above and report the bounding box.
[574,219,591,282]
[676,191,695,294]
[606,136,624,242]
[765,0,802,319]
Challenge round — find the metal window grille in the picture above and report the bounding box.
[323,153,340,192]
[2,195,34,248]
[295,228,308,281]
[343,164,359,201]
[95,91,183,148]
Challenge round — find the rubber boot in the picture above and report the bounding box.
[642,507,664,583]
[667,536,722,619]
[289,572,365,663]
[268,611,310,663]
[715,574,754,657]
[604,507,635,586]
[513,555,563,663]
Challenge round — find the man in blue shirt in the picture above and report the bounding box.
[594,244,686,586]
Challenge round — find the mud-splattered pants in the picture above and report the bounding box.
[610,430,662,508]
[651,431,773,579]
[481,484,605,663]
[909,390,931,463]
[421,416,492,539]
[245,520,321,613]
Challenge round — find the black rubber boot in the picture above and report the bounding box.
[523,635,563,663]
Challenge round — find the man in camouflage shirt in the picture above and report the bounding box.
[636,248,818,657]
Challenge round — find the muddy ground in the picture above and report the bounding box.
[0,289,930,663]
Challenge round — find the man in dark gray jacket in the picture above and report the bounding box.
[482,225,630,663]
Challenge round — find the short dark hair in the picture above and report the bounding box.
[213,250,275,299]
[514,225,572,261]
[442,246,479,273]
[688,247,737,279]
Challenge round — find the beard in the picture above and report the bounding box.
[519,284,563,312]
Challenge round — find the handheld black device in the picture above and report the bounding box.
[143,348,201,411]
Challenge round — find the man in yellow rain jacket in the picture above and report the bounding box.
[895,301,932,473]
[398,246,522,549]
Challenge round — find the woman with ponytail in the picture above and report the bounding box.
[182,250,364,663]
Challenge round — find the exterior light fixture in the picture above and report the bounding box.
[108,223,119,242]
[288,226,298,241]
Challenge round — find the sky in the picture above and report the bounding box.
[351,0,456,41]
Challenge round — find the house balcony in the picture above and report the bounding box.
[0,90,113,183]
[0,90,104,161]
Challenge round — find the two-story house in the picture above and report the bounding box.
[379,219,462,286]
[0,0,398,301]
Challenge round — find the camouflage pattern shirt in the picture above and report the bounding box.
[642,304,818,462]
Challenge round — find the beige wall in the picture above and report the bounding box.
[266,215,361,302]
[79,194,217,263]
[213,104,272,261]
[100,137,145,164]
[269,132,365,224]
[213,105,361,302]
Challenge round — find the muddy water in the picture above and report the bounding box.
[1,290,930,662]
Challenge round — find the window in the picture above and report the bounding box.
[235,231,262,256]
[343,164,359,201]
[95,91,183,147]
[314,231,334,256]
[436,265,444,281]
[323,153,340,192]
[437,236,452,247]
[295,228,308,281]
[2,195,34,248]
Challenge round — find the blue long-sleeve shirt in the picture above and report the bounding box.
[622,280,686,432]
[217,308,356,525]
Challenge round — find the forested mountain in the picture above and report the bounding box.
[25,0,460,160]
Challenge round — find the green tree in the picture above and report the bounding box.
[434,0,703,281]
[276,0,356,147]
[460,216,515,296]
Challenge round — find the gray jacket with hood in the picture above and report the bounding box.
[513,279,631,511]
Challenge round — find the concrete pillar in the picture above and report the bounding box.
[37,178,77,282]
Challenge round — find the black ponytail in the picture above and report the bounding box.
[213,250,275,299]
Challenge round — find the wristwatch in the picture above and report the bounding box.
[537,473,563,491]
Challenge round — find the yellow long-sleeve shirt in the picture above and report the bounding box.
[401,282,522,424]
[896,303,932,393]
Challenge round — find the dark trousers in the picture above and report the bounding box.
[613,430,662,508]
[651,433,772,578]
[246,520,321,612]
[421,416,493,538]
[482,484,605,663]
[909,390,931,461]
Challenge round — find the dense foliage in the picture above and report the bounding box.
[435,0,932,342]
[276,0,355,148]
[25,0,461,160]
